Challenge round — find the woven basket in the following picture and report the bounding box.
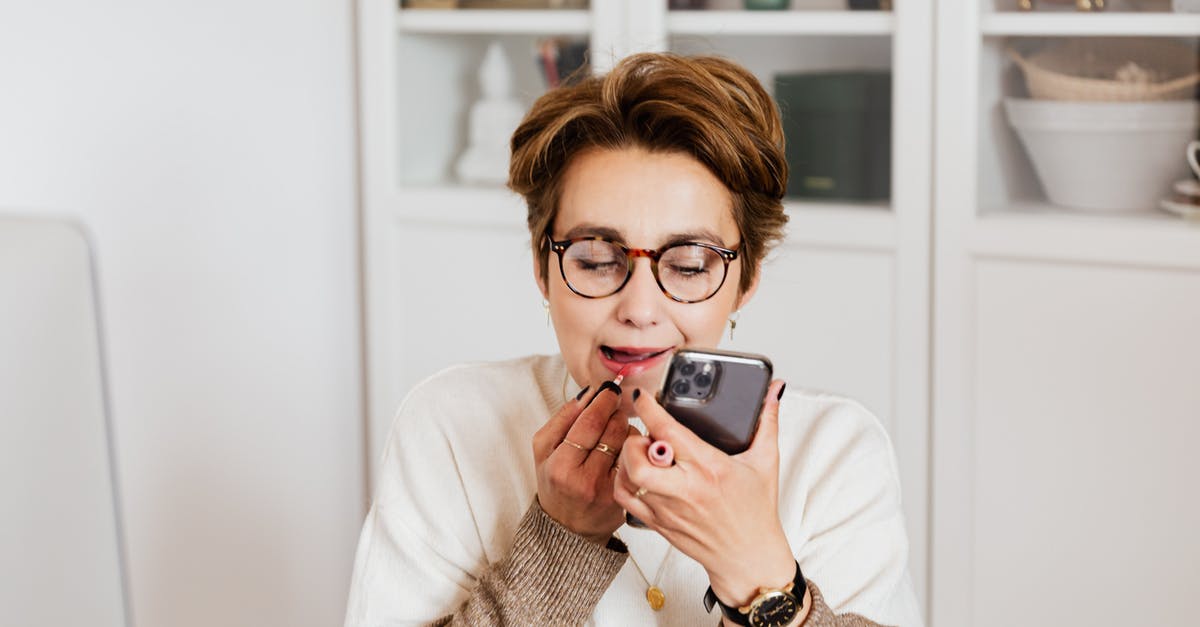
[1008,38,1200,101]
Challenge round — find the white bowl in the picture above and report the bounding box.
[1005,98,1199,212]
[1175,178,1200,198]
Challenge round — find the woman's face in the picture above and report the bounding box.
[537,147,758,416]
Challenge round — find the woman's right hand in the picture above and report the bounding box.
[532,381,632,545]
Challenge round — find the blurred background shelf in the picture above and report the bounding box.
[667,10,894,36]
[971,202,1200,269]
[397,9,591,35]
[980,13,1200,37]
[783,200,895,251]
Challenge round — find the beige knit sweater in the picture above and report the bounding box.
[429,501,884,627]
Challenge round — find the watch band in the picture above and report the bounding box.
[703,560,807,626]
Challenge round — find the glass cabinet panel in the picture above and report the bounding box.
[671,33,894,207]
[395,32,588,186]
[979,32,1200,218]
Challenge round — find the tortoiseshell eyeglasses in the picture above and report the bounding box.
[545,233,739,304]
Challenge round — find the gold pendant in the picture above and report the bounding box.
[646,586,665,611]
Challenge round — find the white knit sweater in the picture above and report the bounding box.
[344,354,924,626]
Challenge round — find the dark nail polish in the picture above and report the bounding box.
[597,380,622,397]
[776,383,787,401]
[585,380,622,407]
[575,385,590,401]
[632,388,641,402]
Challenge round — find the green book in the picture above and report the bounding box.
[774,71,892,201]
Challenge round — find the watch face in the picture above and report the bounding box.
[748,591,799,627]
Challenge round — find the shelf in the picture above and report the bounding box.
[396,9,591,35]
[967,203,1200,270]
[388,187,897,250]
[668,10,894,37]
[783,200,895,251]
[980,13,1200,37]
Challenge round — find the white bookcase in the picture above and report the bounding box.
[933,2,1200,626]
[359,0,930,618]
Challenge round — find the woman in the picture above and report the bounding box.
[344,53,922,627]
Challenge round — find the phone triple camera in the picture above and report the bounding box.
[666,356,720,402]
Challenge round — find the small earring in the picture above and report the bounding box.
[728,310,740,341]
[543,298,550,327]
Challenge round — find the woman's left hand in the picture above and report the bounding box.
[613,380,796,608]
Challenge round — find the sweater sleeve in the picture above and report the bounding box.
[803,581,892,627]
[429,500,627,626]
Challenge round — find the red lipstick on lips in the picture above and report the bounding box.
[598,345,674,377]
[613,364,629,387]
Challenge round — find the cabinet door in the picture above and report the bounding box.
[972,261,1200,625]
[934,1,1200,625]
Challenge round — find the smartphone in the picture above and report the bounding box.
[626,348,772,528]
[656,348,774,455]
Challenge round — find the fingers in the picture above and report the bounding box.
[613,469,658,527]
[531,384,590,462]
[617,431,652,478]
[583,411,628,475]
[556,380,622,465]
[630,387,715,464]
[609,425,643,474]
[613,432,681,530]
[743,379,786,459]
[614,433,649,486]
[615,431,674,500]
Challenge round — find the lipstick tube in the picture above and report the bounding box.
[648,440,674,467]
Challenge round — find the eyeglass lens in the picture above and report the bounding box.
[560,240,728,302]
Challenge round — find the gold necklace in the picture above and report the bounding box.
[616,534,674,611]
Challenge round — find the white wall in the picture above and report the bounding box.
[0,2,363,626]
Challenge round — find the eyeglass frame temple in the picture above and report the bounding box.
[543,233,738,304]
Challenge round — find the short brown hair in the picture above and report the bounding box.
[508,52,789,294]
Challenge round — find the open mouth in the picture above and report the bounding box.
[600,345,671,363]
[598,345,673,377]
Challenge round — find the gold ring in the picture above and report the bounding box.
[634,486,648,499]
[562,438,588,451]
[593,442,617,457]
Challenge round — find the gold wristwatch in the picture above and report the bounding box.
[703,560,806,627]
